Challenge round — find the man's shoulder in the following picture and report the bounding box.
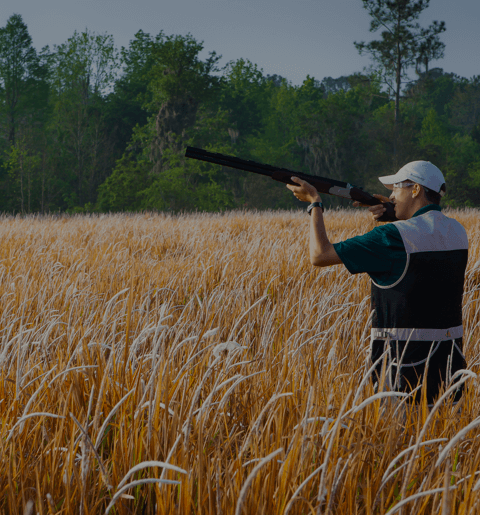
[393,210,468,253]
[357,222,404,247]
[333,221,406,278]
[333,221,405,257]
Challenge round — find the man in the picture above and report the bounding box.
[287,161,469,405]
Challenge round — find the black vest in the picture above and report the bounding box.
[371,210,468,342]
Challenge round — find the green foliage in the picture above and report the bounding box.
[100,107,238,213]
[355,0,446,159]
[295,75,389,202]
[472,123,480,146]
[355,0,446,86]
[139,153,234,212]
[448,76,480,133]
[48,29,119,207]
[1,13,480,214]
[443,134,480,206]
[145,33,223,110]
[102,30,164,157]
[425,73,458,116]
[118,29,166,109]
[97,153,151,211]
[218,59,269,140]
[3,142,40,212]
[418,108,451,161]
[0,14,49,147]
[51,30,118,97]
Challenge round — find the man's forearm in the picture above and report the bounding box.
[310,205,331,261]
[286,177,341,267]
[309,205,341,267]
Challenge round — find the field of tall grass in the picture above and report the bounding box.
[1,208,480,514]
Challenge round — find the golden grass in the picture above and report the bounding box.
[1,208,480,514]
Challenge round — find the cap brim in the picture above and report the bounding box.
[378,174,400,190]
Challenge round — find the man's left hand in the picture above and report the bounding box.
[287,176,321,203]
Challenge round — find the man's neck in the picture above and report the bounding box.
[407,200,432,219]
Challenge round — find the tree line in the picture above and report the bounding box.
[1,1,480,214]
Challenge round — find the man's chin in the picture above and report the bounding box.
[393,205,405,220]
[394,209,408,220]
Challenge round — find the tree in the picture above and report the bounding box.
[49,30,119,207]
[0,14,49,146]
[3,136,41,212]
[146,34,222,109]
[408,69,458,117]
[442,134,480,207]
[415,30,445,76]
[448,76,480,134]
[97,153,151,211]
[219,58,269,144]
[265,74,286,88]
[103,30,166,158]
[355,0,446,156]
[99,33,232,212]
[321,76,351,95]
[294,74,389,196]
[144,33,223,173]
[472,122,480,146]
[418,108,451,162]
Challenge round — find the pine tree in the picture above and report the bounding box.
[0,14,47,145]
[355,0,445,156]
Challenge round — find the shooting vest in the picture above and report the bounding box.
[371,209,468,348]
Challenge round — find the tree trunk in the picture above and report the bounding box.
[27,162,31,213]
[394,31,402,159]
[9,111,15,145]
[19,151,24,213]
[41,149,46,214]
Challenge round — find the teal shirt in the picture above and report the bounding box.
[333,204,442,286]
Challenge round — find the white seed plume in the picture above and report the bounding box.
[235,448,283,515]
[117,461,187,489]
[105,478,181,514]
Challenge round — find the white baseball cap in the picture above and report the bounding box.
[378,161,446,196]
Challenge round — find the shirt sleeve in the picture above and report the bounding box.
[333,224,405,276]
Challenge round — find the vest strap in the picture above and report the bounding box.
[371,325,463,341]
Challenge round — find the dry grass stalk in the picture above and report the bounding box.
[1,208,480,514]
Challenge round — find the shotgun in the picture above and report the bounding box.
[185,146,397,222]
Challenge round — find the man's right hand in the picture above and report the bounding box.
[353,194,391,221]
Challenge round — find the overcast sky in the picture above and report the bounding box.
[1,0,479,86]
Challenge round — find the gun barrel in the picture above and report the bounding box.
[185,146,348,187]
[184,146,397,221]
[185,147,274,179]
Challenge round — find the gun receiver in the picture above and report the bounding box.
[185,147,397,222]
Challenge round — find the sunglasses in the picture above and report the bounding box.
[392,181,416,189]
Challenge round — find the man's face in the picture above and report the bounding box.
[389,181,419,219]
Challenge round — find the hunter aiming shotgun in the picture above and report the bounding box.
[185,146,397,222]
[187,145,468,406]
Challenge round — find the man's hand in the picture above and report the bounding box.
[353,194,391,221]
[287,176,321,204]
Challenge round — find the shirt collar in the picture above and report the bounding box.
[412,204,442,218]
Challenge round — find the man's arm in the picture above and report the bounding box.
[309,206,343,266]
[287,177,342,268]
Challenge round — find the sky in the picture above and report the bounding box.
[1,0,479,86]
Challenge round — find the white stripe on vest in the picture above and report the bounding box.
[371,325,463,341]
[393,210,468,254]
